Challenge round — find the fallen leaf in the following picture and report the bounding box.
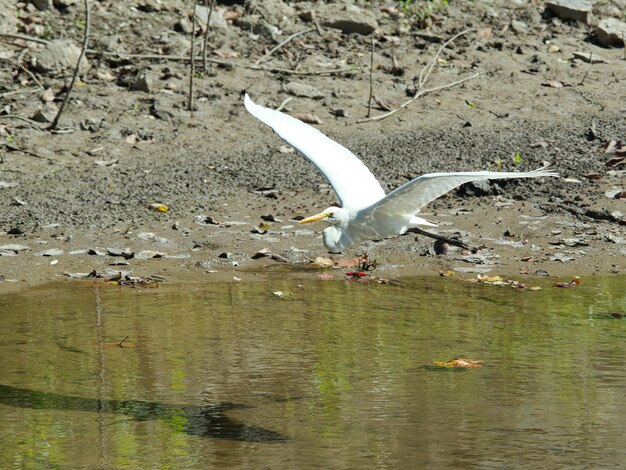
[313,256,365,268]
[213,46,239,59]
[433,358,483,368]
[555,277,581,288]
[149,203,170,212]
[542,80,563,88]
[293,113,322,124]
[606,156,625,168]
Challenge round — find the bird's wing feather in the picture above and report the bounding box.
[244,94,386,210]
[365,166,559,217]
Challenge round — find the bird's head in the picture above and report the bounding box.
[299,207,351,253]
[299,206,348,228]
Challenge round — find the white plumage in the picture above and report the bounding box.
[244,94,559,253]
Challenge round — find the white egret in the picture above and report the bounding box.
[244,94,558,254]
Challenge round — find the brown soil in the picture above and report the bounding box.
[1,0,624,292]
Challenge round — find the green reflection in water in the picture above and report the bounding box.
[0,275,624,469]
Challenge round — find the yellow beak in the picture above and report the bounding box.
[299,211,330,224]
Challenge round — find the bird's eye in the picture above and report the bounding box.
[328,212,334,219]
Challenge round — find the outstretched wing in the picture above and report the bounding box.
[244,94,386,210]
[365,166,559,217]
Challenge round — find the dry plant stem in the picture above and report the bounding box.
[0,32,49,45]
[418,29,473,89]
[256,28,315,65]
[0,115,43,129]
[17,48,44,90]
[189,1,198,112]
[357,29,477,124]
[367,37,375,118]
[83,50,352,75]
[48,0,90,130]
[275,96,292,112]
[406,227,469,250]
[202,0,215,71]
[357,72,479,123]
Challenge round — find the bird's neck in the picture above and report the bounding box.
[322,226,345,254]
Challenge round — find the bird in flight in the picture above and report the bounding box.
[244,94,558,253]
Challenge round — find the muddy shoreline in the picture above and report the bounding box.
[1,0,624,292]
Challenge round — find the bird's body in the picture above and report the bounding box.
[244,94,559,253]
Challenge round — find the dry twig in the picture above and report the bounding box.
[255,28,315,65]
[48,0,90,130]
[367,37,375,118]
[202,0,216,71]
[357,29,478,124]
[17,47,44,90]
[189,1,198,112]
[0,32,49,45]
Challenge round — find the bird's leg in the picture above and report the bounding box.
[406,227,470,251]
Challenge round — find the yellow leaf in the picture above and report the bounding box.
[149,203,170,212]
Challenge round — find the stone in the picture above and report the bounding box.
[283,81,324,99]
[511,19,529,34]
[31,102,59,123]
[195,5,228,29]
[132,71,153,93]
[32,39,90,76]
[546,0,592,24]
[596,18,626,47]
[28,0,52,10]
[0,0,18,35]
[302,4,377,35]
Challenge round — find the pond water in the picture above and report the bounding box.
[0,275,624,469]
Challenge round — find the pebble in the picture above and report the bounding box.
[283,81,325,99]
[0,244,31,253]
[546,0,592,24]
[596,18,626,47]
[35,248,64,257]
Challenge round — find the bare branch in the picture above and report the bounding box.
[202,0,215,71]
[189,1,198,112]
[255,28,315,65]
[48,0,90,130]
[367,37,375,118]
[357,30,477,124]
[356,72,479,124]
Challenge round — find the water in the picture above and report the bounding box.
[0,275,624,469]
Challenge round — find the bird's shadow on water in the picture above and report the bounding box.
[0,384,290,443]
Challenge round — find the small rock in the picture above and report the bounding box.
[572,51,609,63]
[282,81,325,99]
[32,39,90,76]
[304,4,377,35]
[28,0,52,11]
[596,18,626,47]
[35,248,64,257]
[132,71,153,93]
[546,0,592,24]
[174,18,193,34]
[31,102,59,123]
[0,244,31,253]
[137,0,162,13]
[1,0,18,34]
[194,5,228,29]
[511,19,529,34]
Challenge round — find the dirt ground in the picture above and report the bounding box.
[0,0,624,292]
